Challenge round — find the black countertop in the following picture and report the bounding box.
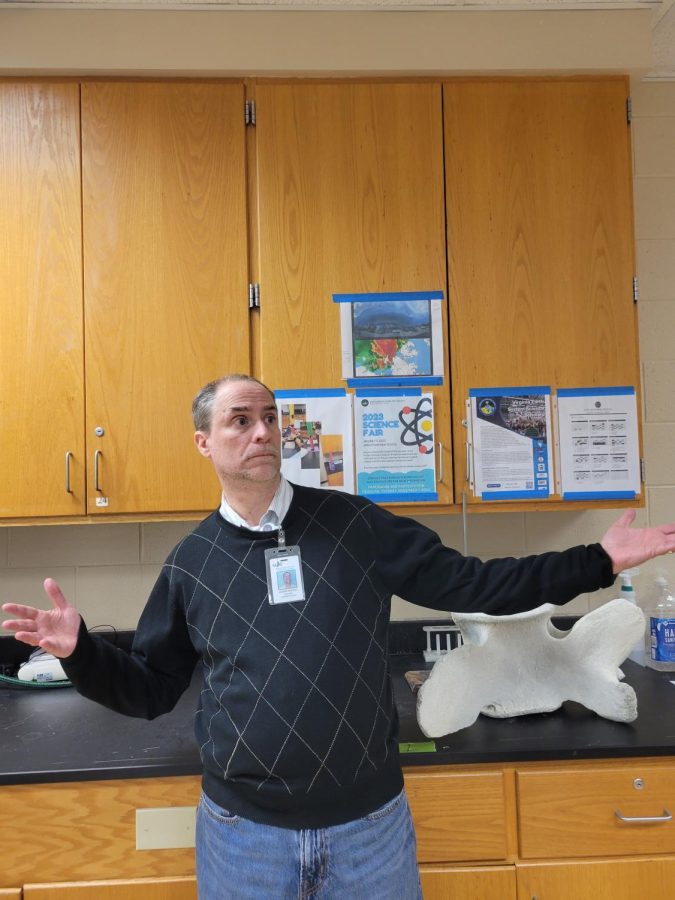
[1,643,674,786]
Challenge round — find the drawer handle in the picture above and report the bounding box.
[94,449,103,492]
[615,808,672,824]
[65,451,73,494]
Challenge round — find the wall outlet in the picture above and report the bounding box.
[135,806,196,850]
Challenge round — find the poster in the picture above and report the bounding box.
[354,390,438,502]
[275,389,354,493]
[333,290,445,386]
[556,387,640,500]
[469,387,553,500]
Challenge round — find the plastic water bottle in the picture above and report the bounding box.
[646,575,675,672]
[619,568,645,666]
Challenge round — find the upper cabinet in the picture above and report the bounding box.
[0,83,85,517]
[443,78,639,503]
[81,83,250,514]
[0,76,640,520]
[254,82,453,504]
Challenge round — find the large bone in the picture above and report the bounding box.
[417,599,645,738]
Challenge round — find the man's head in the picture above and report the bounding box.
[193,375,281,490]
[192,374,276,433]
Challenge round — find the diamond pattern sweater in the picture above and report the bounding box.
[62,484,615,828]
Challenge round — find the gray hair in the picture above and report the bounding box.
[192,374,276,433]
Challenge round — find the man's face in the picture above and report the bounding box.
[194,381,281,488]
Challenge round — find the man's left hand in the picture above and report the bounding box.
[600,509,675,574]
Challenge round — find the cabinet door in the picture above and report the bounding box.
[82,83,250,515]
[517,857,675,900]
[517,763,675,859]
[444,78,638,503]
[24,878,196,900]
[255,82,453,504]
[421,865,516,900]
[0,83,85,517]
[405,769,509,863]
[3,776,200,885]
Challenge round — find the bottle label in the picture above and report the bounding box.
[649,617,675,662]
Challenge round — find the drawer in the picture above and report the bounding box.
[404,769,509,863]
[517,764,675,859]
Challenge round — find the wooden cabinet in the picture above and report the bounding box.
[404,765,515,898]
[255,81,453,505]
[516,857,675,900]
[517,763,675,859]
[405,768,509,863]
[1,76,641,520]
[3,758,675,898]
[421,866,516,899]
[81,82,250,515]
[0,81,250,520]
[444,77,639,504]
[1,776,200,887]
[0,891,21,899]
[23,878,196,900]
[404,757,675,900]
[0,83,85,518]
[515,759,675,900]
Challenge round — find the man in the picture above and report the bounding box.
[4,373,675,900]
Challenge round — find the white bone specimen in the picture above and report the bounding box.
[416,599,645,738]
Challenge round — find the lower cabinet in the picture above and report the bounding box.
[516,857,675,900]
[3,758,675,899]
[404,758,675,900]
[1,776,200,888]
[420,865,516,899]
[404,767,510,863]
[23,878,197,900]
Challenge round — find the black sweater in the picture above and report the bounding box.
[62,484,615,828]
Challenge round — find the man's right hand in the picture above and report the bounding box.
[1,578,80,658]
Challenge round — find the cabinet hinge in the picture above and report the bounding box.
[248,283,260,309]
[640,457,646,483]
[626,97,632,125]
[633,276,639,303]
[245,100,256,126]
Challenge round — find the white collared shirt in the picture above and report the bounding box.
[219,476,293,532]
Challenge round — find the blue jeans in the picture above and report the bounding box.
[196,789,423,899]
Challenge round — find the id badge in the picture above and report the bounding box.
[265,546,306,604]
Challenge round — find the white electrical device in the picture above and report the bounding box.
[17,648,67,683]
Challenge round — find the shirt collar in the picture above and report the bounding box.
[219,476,293,532]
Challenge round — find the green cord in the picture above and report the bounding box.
[0,673,72,689]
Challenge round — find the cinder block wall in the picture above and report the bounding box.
[1,81,674,630]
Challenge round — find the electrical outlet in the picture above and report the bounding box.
[135,806,196,850]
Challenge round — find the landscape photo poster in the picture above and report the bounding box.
[333,290,445,386]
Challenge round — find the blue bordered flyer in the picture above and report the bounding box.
[556,387,640,501]
[354,389,438,502]
[468,387,553,500]
[275,389,354,494]
[333,291,445,387]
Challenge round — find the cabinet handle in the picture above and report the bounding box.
[94,449,103,492]
[437,441,444,483]
[65,451,73,494]
[615,808,672,824]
